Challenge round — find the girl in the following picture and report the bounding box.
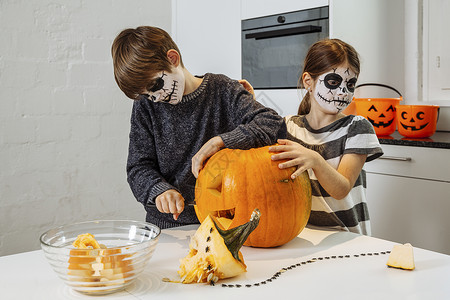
[269,39,383,235]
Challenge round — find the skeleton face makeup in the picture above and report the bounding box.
[142,66,185,105]
[313,66,357,114]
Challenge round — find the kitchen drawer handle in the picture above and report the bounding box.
[379,156,412,161]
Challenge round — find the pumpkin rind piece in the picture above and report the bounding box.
[178,209,260,284]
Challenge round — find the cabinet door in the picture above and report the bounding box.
[364,145,450,182]
[423,0,450,101]
[172,0,241,79]
[366,173,450,255]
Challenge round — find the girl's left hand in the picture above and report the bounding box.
[269,139,321,179]
[239,79,255,99]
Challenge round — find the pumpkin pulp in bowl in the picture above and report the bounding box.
[40,220,160,295]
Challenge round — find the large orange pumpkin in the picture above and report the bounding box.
[194,145,312,248]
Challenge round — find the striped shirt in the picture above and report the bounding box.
[285,114,383,235]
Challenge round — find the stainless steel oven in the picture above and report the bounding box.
[242,6,329,89]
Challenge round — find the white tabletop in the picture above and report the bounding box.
[1,225,449,300]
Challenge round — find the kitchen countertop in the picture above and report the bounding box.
[1,225,449,299]
[378,130,450,149]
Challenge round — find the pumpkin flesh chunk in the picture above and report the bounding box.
[387,243,415,270]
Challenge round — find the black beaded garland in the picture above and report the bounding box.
[219,250,390,288]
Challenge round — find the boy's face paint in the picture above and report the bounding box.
[144,66,185,105]
[313,66,358,114]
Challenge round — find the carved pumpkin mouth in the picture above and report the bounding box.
[400,122,429,131]
[212,208,236,229]
[367,116,394,128]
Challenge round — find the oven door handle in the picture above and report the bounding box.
[245,25,322,40]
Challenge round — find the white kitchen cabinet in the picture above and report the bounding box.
[423,0,450,102]
[171,0,242,79]
[364,144,450,254]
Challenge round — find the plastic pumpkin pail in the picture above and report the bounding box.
[396,105,439,138]
[353,83,403,136]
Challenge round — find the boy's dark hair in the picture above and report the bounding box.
[111,26,184,100]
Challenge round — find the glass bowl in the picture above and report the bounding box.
[40,220,160,295]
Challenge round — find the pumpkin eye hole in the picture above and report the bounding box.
[386,105,395,112]
[368,105,378,112]
[401,111,408,120]
[207,173,223,197]
[417,112,425,120]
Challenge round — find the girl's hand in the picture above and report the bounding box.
[269,139,321,179]
[239,79,255,99]
[155,189,185,220]
[270,139,368,200]
[192,136,225,178]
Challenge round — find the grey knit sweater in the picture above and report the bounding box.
[127,73,286,229]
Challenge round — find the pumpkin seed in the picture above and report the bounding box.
[219,251,390,288]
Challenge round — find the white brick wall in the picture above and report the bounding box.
[0,0,172,256]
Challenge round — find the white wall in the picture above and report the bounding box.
[0,0,172,256]
[330,0,405,98]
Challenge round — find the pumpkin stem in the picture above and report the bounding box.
[212,209,261,262]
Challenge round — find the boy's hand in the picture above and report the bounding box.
[192,136,225,178]
[155,189,185,220]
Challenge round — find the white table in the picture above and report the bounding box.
[1,225,449,299]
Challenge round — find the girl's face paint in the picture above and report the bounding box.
[313,65,357,114]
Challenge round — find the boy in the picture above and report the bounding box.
[111,26,286,229]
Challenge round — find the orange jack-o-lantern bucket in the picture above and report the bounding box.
[396,105,439,138]
[353,83,403,136]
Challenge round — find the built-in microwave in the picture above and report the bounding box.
[242,6,329,89]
